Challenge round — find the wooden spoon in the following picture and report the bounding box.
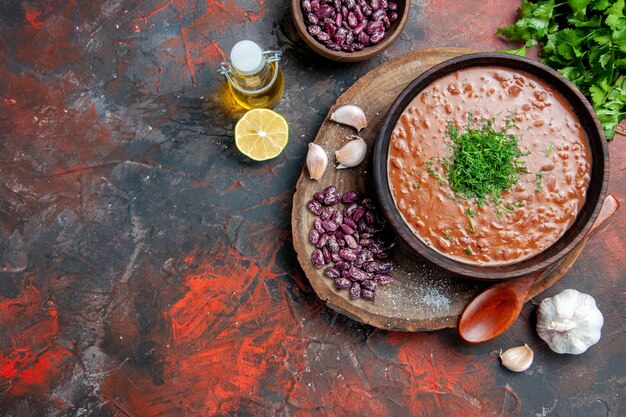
[458,194,620,343]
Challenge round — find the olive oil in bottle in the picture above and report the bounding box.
[217,40,285,110]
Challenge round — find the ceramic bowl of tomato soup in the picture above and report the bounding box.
[373,53,608,280]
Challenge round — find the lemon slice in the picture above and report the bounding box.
[235,108,289,161]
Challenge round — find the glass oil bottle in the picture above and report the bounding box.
[217,40,285,110]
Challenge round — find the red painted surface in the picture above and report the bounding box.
[134,0,263,87]
[0,285,73,397]
[0,1,624,416]
[100,244,310,415]
[388,333,517,416]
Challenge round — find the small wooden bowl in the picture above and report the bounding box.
[372,53,609,281]
[291,0,410,63]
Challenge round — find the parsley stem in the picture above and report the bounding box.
[545,142,553,157]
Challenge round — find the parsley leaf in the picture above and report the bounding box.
[497,0,626,139]
[568,0,591,18]
[605,0,626,30]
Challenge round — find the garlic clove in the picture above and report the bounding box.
[500,344,533,372]
[335,136,367,169]
[306,143,328,180]
[330,105,368,132]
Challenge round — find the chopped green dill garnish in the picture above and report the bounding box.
[466,208,476,233]
[424,157,446,185]
[499,203,514,214]
[467,112,475,124]
[412,182,420,190]
[440,156,452,171]
[433,171,446,185]
[505,113,518,130]
[464,247,473,255]
[494,207,502,219]
[546,142,553,158]
[446,119,528,206]
[535,172,543,192]
[443,231,452,240]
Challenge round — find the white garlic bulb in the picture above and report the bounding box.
[335,137,367,169]
[500,344,534,372]
[306,143,328,180]
[536,289,604,354]
[330,105,368,132]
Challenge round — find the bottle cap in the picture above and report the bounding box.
[230,40,265,76]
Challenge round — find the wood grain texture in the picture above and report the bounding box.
[292,48,590,331]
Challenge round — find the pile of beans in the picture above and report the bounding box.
[301,0,399,52]
[308,186,395,301]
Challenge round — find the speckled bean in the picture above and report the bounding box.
[339,248,357,261]
[361,279,378,291]
[361,289,376,300]
[373,274,393,285]
[353,206,366,222]
[320,206,333,220]
[322,246,331,263]
[334,277,352,289]
[324,267,340,278]
[328,236,340,253]
[348,265,369,281]
[308,199,323,215]
[322,219,338,232]
[311,249,324,268]
[308,229,320,245]
[343,217,358,230]
[344,234,358,249]
[336,261,350,270]
[350,281,361,299]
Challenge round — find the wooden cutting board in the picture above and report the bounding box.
[291,47,588,332]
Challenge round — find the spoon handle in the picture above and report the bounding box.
[459,194,619,343]
[514,194,619,303]
[589,194,620,235]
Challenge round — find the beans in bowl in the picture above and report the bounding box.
[387,66,592,265]
[302,0,399,52]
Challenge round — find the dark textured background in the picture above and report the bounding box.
[0,0,624,416]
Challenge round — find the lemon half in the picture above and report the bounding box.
[235,108,289,161]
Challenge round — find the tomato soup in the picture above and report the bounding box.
[387,67,591,265]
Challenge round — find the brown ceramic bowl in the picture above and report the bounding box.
[373,53,609,280]
[291,0,410,63]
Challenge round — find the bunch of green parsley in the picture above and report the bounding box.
[497,0,626,140]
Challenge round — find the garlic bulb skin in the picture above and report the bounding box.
[330,105,367,132]
[335,137,367,169]
[306,143,328,180]
[500,344,534,372]
[537,289,604,355]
